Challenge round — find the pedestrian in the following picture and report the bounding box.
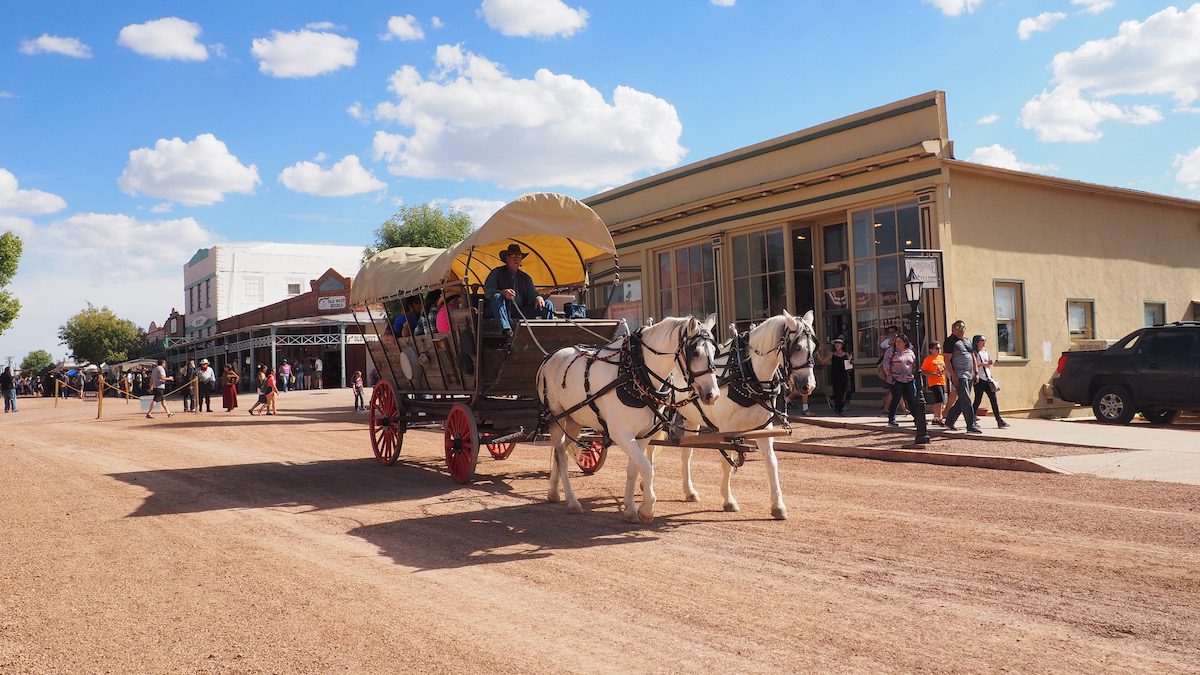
[146,359,174,419]
[883,334,920,427]
[970,335,1009,429]
[943,320,982,433]
[180,360,197,412]
[278,359,291,393]
[352,370,365,411]
[249,366,270,415]
[1,366,17,413]
[313,355,323,389]
[196,359,216,412]
[921,342,948,425]
[815,335,854,416]
[221,364,240,412]
[878,325,899,415]
[483,244,555,340]
[303,359,313,390]
[266,367,279,415]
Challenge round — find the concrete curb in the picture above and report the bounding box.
[788,415,1121,452]
[775,441,1066,474]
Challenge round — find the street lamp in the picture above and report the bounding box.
[904,268,932,445]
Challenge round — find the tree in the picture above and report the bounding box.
[58,304,145,365]
[363,203,473,261]
[20,349,54,373]
[0,232,23,335]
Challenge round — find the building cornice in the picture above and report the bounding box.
[945,160,1200,211]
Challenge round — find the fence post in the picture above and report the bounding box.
[54,378,59,407]
[97,373,104,420]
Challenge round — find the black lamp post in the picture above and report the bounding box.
[904,268,932,445]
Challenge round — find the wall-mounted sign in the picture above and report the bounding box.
[903,256,941,289]
[318,295,347,310]
[190,314,209,328]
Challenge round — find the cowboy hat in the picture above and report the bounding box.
[439,288,463,305]
[199,358,209,365]
[501,243,527,261]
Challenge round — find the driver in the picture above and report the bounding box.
[484,244,555,338]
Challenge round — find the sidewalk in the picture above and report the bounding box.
[778,401,1200,486]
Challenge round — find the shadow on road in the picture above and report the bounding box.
[107,456,526,518]
[349,499,656,571]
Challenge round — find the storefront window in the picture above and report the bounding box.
[791,225,815,317]
[850,200,920,359]
[732,228,786,327]
[657,242,715,319]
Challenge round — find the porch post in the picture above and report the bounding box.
[339,323,347,388]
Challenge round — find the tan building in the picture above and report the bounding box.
[585,91,1200,416]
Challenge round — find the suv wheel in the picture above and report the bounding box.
[1092,385,1136,425]
[1140,410,1179,425]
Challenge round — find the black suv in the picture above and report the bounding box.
[1053,322,1200,425]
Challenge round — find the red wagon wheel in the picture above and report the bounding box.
[486,441,516,460]
[444,403,480,484]
[369,381,405,466]
[575,439,607,475]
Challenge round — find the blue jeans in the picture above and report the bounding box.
[278,373,290,393]
[4,388,16,412]
[486,296,554,331]
[944,374,978,429]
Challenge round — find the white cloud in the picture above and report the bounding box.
[118,133,260,205]
[0,215,37,237]
[1018,12,1066,40]
[964,144,1054,172]
[1175,146,1200,189]
[347,101,366,121]
[1020,87,1160,142]
[439,197,507,227]
[251,29,358,78]
[0,91,15,99]
[385,15,425,41]
[480,0,589,38]
[117,17,208,61]
[1072,0,1113,15]
[431,17,445,29]
[924,0,983,17]
[1020,5,1200,142]
[19,34,92,58]
[43,213,214,273]
[305,21,342,31]
[149,202,173,214]
[976,113,999,125]
[279,155,386,197]
[371,45,685,190]
[0,168,68,215]
[711,0,736,6]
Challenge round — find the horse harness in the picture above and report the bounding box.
[540,324,717,452]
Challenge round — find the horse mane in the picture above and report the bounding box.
[640,315,691,352]
[746,314,795,357]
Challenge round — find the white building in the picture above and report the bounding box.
[183,243,364,340]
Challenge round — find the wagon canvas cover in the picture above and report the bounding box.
[351,193,615,304]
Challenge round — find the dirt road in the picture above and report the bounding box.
[3,391,1199,673]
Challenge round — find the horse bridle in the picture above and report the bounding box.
[782,323,818,379]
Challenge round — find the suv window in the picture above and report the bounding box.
[1140,331,1196,358]
[1112,330,1145,351]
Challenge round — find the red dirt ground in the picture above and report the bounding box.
[2,391,1198,673]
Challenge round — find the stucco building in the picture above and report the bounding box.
[585,91,1200,415]
[183,243,364,341]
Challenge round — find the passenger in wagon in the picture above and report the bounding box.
[484,244,554,338]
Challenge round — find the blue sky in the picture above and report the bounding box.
[2,0,1198,364]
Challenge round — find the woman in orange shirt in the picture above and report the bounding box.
[921,342,947,426]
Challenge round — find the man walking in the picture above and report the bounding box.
[313,356,323,389]
[146,359,174,419]
[180,360,197,412]
[483,244,554,339]
[1,366,17,413]
[196,359,217,412]
[942,320,982,434]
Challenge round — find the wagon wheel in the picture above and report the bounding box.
[444,403,481,484]
[369,381,405,466]
[486,441,516,460]
[575,439,608,475]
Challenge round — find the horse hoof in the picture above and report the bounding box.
[567,501,584,514]
[623,511,640,524]
[547,492,560,503]
[723,502,740,513]
[639,511,654,525]
[771,506,788,520]
[685,492,700,503]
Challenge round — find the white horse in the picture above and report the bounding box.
[663,310,818,520]
[537,315,721,524]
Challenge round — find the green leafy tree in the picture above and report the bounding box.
[20,349,54,373]
[0,232,23,335]
[363,203,473,261]
[58,304,145,365]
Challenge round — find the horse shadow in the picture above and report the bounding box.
[349,498,657,572]
[107,456,522,518]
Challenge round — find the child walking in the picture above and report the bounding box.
[352,370,365,411]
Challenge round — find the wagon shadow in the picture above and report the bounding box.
[108,457,525,518]
[350,499,657,571]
